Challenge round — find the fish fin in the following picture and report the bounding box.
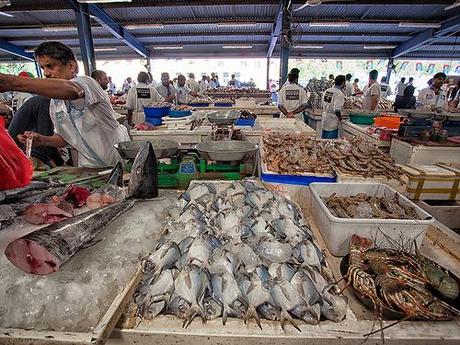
[183,271,192,290]
[222,309,228,326]
[183,304,206,329]
[107,161,124,187]
[246,281,257,296]
[244,305,262,330]
[279,282,292,303]
[280,310,301,332]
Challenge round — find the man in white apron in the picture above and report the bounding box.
[321,75,346,139]
[417,72,448,110]
[278,69,308,118]
[0,41,130,168]
[362,70,381,112]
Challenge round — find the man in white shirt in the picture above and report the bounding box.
[199,75,209,93]
[395,77,407,97]
[176,74,199,104]
[227,74,241,88]
[407,77,414,87]
[362,70,381,112]
[186,73,200,94]
[344,74,353,97]
[417,72,448,110]
[156,72,177,103]
[126,71,164,125]
[321,75,346,139]
[277,69,308,118]
[108,76,116,94]
[380,76,392,99]
[2,41,129,168]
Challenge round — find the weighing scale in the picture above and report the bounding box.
[115,137,257,190]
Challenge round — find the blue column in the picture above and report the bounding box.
[74,3,96,75]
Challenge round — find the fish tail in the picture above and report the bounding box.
[244,305,262,330]
[183,304,206,329]
[280,310,301,332]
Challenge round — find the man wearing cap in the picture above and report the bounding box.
[278,69,308,118]
[11,71,34,115]
[417,72,448,110]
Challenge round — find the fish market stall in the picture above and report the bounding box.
[191,104,280,117]
[341,120,392,150]
[106,181,460,345]
[390,137,460,165]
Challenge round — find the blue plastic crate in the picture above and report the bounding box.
[144,106,170,118]
[144,117,163,126]
[261,172,336,186]
[214,103,233,107]
[191,103,210,107]
[169,109,192,118]
[235,118,256,127]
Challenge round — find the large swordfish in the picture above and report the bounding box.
[5,142,159,275]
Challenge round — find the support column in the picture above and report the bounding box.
[279,0,291,86]
[266,57,270,90]
[34,61,43,78]
[386,58,394,85]
[74,3,96,75]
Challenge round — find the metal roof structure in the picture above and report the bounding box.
[0,0,459,62]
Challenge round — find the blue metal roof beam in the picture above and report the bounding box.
[67,0,150,58]
[267,0,286,57]
[0,38,34,61]
[392,15,460,58]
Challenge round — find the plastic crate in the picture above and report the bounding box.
[260,172,336,186]
[214,103,234,107]
[169,109,192,118]
[235,118,256,127]
[349,114,376,125]
[144,106,170,118]
[144,116,162,126]
[309,182,434,256]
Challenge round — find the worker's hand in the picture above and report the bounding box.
[17,131,45,146]
[0,73,12,93]
[286,112,295,118]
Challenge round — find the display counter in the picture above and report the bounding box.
[341,120,391,150]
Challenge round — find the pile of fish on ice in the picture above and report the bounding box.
[133,180,347,330]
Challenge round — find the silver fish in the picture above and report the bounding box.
[186,232,221,267]
[173,264,210,328]
[269,217,307,245]
[256,236,292,264]
[269,263,296,281]
[257,303,279,321]
[292,240,324,270]
[269,277,303,331]
[146,240,180,281]
[211,273,244,325]
[209,248,240,275]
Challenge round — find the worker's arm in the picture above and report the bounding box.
[291,104,308,116]
[17,131,67,148]
[278,104,289,117]
[370,95,379,111]
[0,73,84,100]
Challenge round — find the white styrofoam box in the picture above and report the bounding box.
[390,138,460,165]
[309,182,434,256]
[234,98,257,108]
[415,200,460,230]
[400,164,460,200]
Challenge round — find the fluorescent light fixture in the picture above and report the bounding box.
[217,22,257,27]
[309,21,350,27]
[94,47,117,52]
[77,0,132,3]
[153,46,183,50]
[294,45,324,49]
[125,23,164,29]
[42,26,76,32]
[363,45,397,50]
[445,1,460,10]
[0,11,13,18]
[24,48,35,53]
[398,22,441,28]
[222,45,253,49]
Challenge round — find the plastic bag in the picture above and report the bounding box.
[0,117,33,190]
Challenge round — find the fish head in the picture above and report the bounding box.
[127,142,158,199]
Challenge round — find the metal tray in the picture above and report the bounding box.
[196,140,257,162]
[114,140,179,159]
[207,112,239,125]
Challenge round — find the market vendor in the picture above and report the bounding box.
[417,72,448,110]
[176,74,198,104]
[156,72,177,103]
[126,71,164,125]
[380,76,392,99]
[186,73,201,94]
[362,70,381,112]
[344,74,353,97]
[321,75,346,139]
[0,41,130,168]
[277,69,308,118]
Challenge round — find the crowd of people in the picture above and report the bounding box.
[278,67,460,140]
